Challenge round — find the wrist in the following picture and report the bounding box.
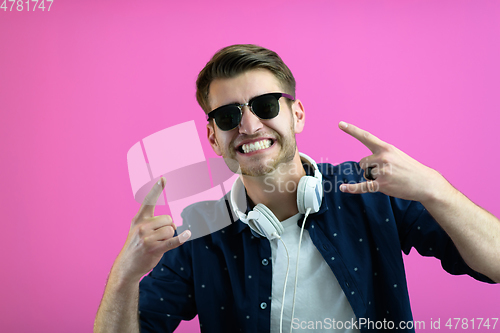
[108,264,142,292]
[419,169,454,206]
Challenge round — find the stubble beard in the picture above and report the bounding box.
[220,123,297,178]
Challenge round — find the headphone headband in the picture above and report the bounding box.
[298,152,322,184]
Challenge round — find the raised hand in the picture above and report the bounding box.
[112,177,191,284]
[338,121,445,202]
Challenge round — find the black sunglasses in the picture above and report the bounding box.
[207,92,295,131]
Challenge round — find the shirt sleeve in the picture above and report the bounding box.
[139,238,197,333]
[392,197,495,284]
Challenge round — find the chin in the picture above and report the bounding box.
[241,153,293,177]
[240,164,276,177]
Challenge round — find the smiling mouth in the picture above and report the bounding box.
[238,139,274,154]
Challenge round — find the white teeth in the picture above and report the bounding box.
[241,139,272,154]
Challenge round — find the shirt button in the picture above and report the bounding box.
[261,259,269,266]
[260,302,267,309]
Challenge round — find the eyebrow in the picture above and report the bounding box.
[223,93,265,107]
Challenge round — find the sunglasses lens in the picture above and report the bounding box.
[210,94,283,131]
[252,94,280,119]
[215,106,241,131]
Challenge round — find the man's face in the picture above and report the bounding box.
[207,69,305,177]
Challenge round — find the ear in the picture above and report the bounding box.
[291,99,305,134]
[207,121,222,156]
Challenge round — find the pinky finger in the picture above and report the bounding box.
[163,230,192,252]
[340,181,379,194]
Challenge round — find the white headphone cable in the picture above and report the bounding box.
[277,236,290,333]
[289,207,311,333]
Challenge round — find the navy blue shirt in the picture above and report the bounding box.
[139,162,494,332]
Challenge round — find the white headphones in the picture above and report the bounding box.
[230,152,323,240]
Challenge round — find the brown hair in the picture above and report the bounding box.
[196,44,296,114]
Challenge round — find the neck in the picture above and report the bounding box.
[242,151,305,221]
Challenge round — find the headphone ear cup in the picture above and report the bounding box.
[297,177,307,214]
[297,176,322,214]
[252,204,283,239]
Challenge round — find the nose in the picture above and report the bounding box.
[238,106,263,135]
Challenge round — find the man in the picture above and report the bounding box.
[95,44,500,333]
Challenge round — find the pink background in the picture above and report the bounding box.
[1,1,499,332]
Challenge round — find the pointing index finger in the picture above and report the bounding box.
[339,121,386,153]
[138,177,165,218]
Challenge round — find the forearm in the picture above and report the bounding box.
[421,173,500,283]
[94,271,141,333]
